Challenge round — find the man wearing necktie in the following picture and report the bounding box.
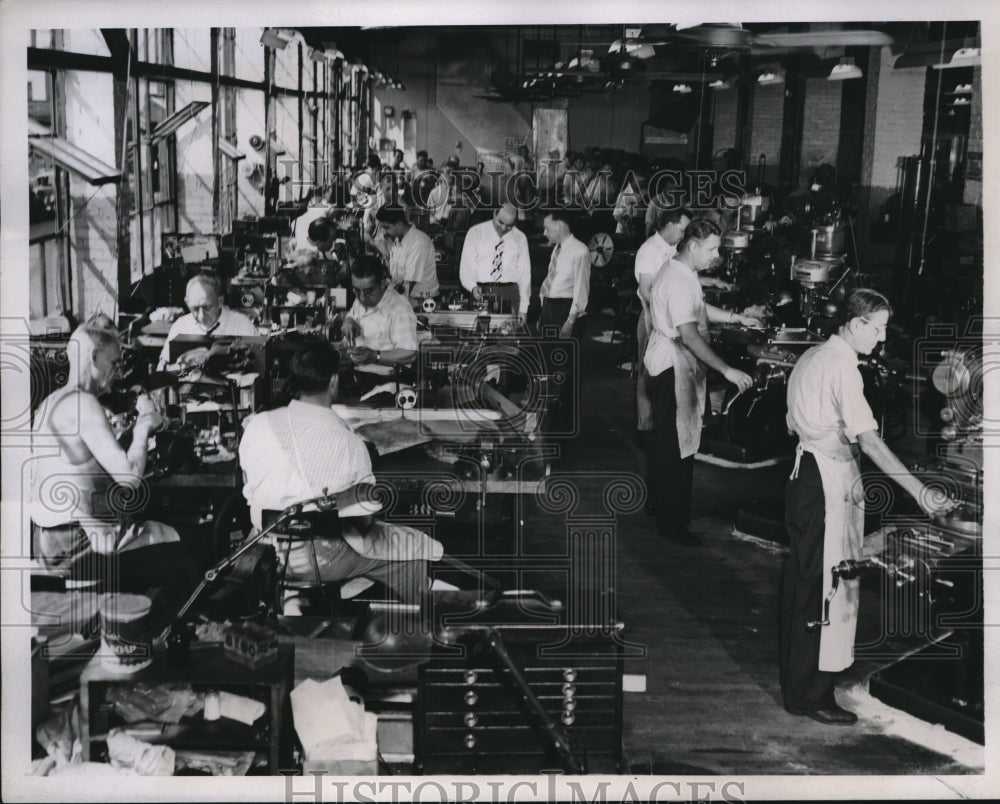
[158,273,258,368]
[539,210,590,339]
[458,202,531,325]
[538,210,591,435]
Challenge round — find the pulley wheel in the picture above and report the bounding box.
[588,232,614,267]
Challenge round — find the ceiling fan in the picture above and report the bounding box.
[580,23,893,65]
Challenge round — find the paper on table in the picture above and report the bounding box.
[354,418,432,455]
[218,691,266,725]
[291,677,377,760]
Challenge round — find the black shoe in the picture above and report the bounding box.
[785,703,857,725]
[661,529,702,547]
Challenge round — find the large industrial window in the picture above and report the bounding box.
[28,32,71,320]
[126,29,178,282]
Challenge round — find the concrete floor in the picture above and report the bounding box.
[510,319,985,777]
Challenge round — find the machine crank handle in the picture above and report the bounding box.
[806,572,839,630]
[806,559,864,630]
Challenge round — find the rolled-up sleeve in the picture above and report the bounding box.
[569,243,591,317]
[837,366,879,441]
[388,297,418,350]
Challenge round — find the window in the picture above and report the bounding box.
[28,64,71,319]
[126,30,177,281]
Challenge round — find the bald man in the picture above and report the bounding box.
[458,202,532,323]
[159,274,258,367]
[31,323,195,604]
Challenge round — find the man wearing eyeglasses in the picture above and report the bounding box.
[458,202,532,325]
[341,254,418,375]
[159,274,258,368]
[30,323,195,609]
[781,288,954,727]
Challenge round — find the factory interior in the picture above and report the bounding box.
[9,15,991,791]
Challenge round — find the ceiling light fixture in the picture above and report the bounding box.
[708,78,731,90]
[828,57,863,81]
[757,71,783,86]
[673,83,692,94]
[933,47,981,69]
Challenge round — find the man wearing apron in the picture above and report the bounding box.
[782,289,952,724]
[644,219,760,545]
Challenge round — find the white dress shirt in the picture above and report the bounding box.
[160,306,258,365]
[539,235,591,318]
[633,233,677,301]
[389,225,439,298]
[240,400,376,531]
[458,219,532,315]
[786,334,879,460]
[347,286,418,352]
[643,258,707,377]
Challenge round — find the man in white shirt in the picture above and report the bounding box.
[538,210,591,434]
[781,289,951,725]
[342,254,418,372]
[159,274,258,367]
[633,208,692,442]
[538,210,590,339]
[645,219,758,546]
[425,163,455,226]
[376,206,440,300]
[239,343,439,604]
[458,202,531,324]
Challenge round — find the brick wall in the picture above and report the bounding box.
[711,89,738,155]
[800,77,842,184]
[866,48,926,189]
[856,46,926,267]
[749,83,784,185]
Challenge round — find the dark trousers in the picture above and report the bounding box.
[780,452,838,709]
[538,298,586,435]
[649,369,694,538]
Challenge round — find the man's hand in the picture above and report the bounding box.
[723,367,754,393]
[917,485,961,518]
[736,313,764,328]
[342,317,361,346]
[348,346,377,365]
[559,320,575,338]
[134,393,164,433]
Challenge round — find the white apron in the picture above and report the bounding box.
[672,338,708,459]
[790,439,865,672]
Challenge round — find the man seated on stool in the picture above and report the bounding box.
[239,343,441,605]
[376,205,440,301]
[340,255,419,376]
[459,202,531,325]
[158,273,257,368]
[30,322,196,611]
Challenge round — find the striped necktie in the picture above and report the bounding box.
[542,243,560,297]
[491,235,504,279]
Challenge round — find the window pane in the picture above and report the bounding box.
[29,242,47,319]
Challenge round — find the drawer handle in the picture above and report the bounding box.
[464,733,477,750]
[562,682,576,697]
[563,699,577,712]
[464,690,478,707]
[464,712,478,728]
[464,670,478,684]
[561,711,576,726]
[562,668,577,682]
